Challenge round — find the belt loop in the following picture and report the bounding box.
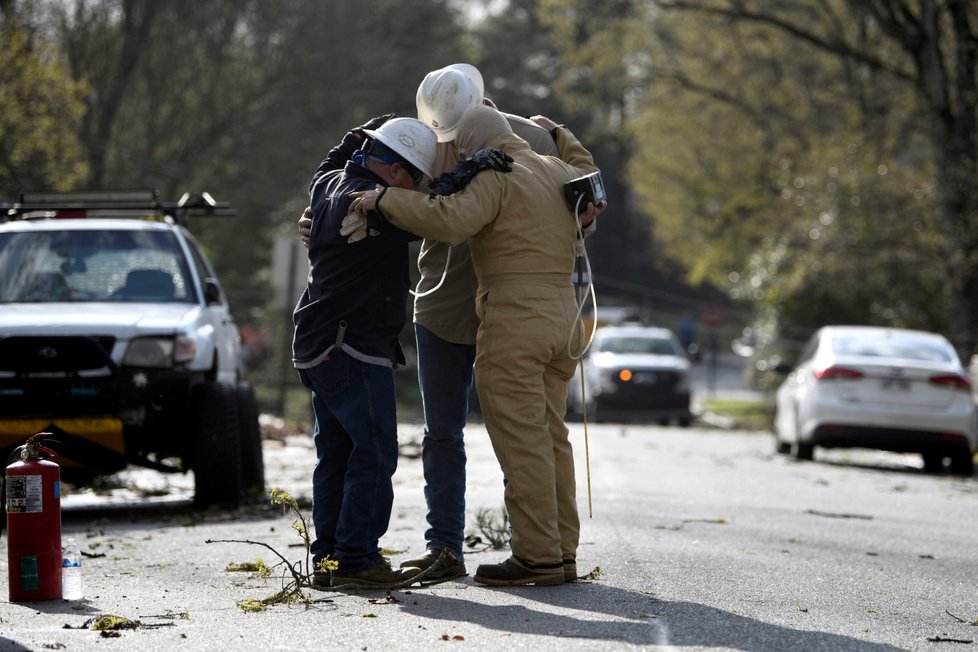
[335,320,347,348]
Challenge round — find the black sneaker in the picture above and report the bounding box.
[330,557,423,589]
[473,557,564,587]
[399,548,467,583]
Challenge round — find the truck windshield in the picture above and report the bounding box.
[0,229,197,304]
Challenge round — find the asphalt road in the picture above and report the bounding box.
[2,419,976,651]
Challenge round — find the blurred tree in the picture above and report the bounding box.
[538,0,721,324]
[542,0,977,360]
[0,8,88,196]
[629,3,947,355]
[0,0,467,417]
[461,0,565,119]
[2,0,465,301]
[657,0,978,359]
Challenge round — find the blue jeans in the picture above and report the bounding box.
[415,324,475,561]
[297,348,398,574]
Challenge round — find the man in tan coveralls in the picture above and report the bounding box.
[351,105,600,586]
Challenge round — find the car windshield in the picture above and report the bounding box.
[598,335,679,356]
[830,333,953,363]
[0,229,196,304]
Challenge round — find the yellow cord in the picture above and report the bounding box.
[578,339,593,518]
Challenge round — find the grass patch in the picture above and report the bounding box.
[701,398,775,431]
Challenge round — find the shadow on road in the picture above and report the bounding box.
[399,580,904,651]
[791,452,976,481]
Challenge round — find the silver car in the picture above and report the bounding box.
[567,325,693,425]
[774,325,977,475]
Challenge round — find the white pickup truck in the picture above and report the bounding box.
[0,190,263,507]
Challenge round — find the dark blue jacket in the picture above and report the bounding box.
[292,157,418,367]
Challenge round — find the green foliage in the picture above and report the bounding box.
[0,27,88,195]
[225,558,272,578]
[538,0,687,303]
[207,487,334,611]
[600,1,949,346]
[701,398,775,431]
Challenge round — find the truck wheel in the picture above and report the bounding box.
[793,442,814,461]
[922,452,945,473]
[775,437,791,455]
[191,381,243,507]
[237,383,265,499]
[949,451,975,477]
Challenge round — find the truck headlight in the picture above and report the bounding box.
[123,337,174,367]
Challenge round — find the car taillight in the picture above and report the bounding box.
[813,365,863,380]
[928,374,971,390]
[618,369,633,382]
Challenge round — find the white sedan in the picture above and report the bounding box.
[774,325,977,476]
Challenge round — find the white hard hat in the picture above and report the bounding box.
[416,63,485,143]
[361,117,437,180]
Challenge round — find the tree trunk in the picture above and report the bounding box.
[917,1,978,359]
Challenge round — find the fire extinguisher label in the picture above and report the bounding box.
[5,475,43,513]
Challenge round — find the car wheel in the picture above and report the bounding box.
[678,417,693,428]
[949,452,975,477]
[191,381,243,508]
[775,437,791,455]
[921,452,945,474]
[237,382,265,499]
[793,442,814,461]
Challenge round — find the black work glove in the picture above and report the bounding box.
[428,147,514,198]
[469,147,514,173]
[354,112,396,136]
[325,113,397,170]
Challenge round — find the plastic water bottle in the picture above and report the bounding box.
[61,539,83,600]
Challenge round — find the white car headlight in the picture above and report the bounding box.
[123,337,174,367]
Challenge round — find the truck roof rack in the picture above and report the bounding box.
[1,189,236,225]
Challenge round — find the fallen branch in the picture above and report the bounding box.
[804,509,873,520]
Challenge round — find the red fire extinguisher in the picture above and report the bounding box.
[6,432,62,602]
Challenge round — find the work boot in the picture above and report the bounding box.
[399,548,467,583]
[563,559,577,582]
[311,571,332,589]
[473,557,564,587]
[330,557,423,589]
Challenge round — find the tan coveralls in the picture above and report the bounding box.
[376,107,599,571]
[416,114,560,345]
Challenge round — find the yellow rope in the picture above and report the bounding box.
[578,347,593,518]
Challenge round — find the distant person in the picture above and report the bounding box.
[679,313,699,361]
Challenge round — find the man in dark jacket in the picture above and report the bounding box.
[292,116,437,589]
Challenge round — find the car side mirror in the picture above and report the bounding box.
[203,278,223,305]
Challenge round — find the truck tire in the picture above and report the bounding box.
[191,381,243,507]
[236,383,265,499]
[950,451,975,477]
